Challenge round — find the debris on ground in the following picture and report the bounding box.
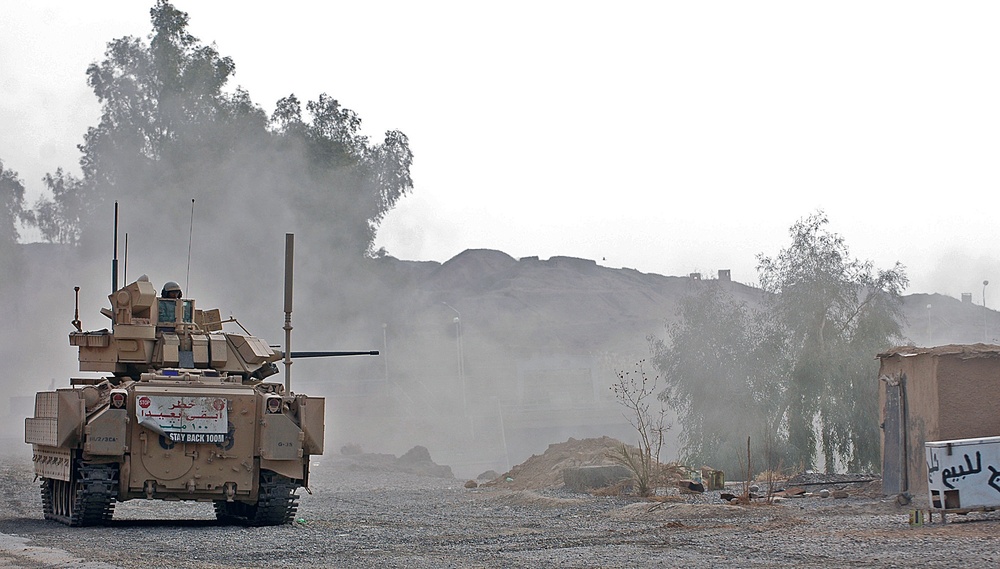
[563,465,632,492]
[701,467,725,490]
[786,472,878,486]
[679,480,705,494]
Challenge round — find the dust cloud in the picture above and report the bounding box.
[0,1,669,477]
[2,219,692,476]
[0,57,650,479]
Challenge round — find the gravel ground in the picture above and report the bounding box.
[0,448,998,568]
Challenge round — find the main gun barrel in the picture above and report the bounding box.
[289,350,380,358]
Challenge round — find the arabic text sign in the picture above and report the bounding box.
[136,395,228,435]
[926,436,1000,509]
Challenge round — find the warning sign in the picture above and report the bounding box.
[136,395,228,435]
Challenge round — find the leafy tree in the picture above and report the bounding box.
[0,159,30,298]
[757,211,907,472]
[654,284,792,475]
[29,0,413,261]
[0,159,28,248]
[656,211,906,475]
[30,169,84,244]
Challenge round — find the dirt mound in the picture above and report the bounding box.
[486,436,631,490]
[339,445,454,478]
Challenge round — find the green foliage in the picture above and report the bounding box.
[31,169,84,244]
[653,285,792,476]
[0,159,29,294]
[656,211,906,475]
[757,211,907,472]
[29,0,413,259]
[0,159,27,247]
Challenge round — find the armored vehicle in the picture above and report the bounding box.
[25,232,373,526]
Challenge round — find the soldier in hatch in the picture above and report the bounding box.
[161,281,182,299]
[158,281,182,324]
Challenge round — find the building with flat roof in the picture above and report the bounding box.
[877,344,1000,500]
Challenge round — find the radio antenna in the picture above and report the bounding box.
[123,233,128,285]
[185,198,195,296]
[283,233,294,392]
[112,201,119,294]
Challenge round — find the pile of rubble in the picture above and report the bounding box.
[484,436,688,492]
[485,436,631,490]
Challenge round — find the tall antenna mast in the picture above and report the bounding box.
[185,198,195,296]
[283,233,294,392]
[112,201,119,294]
[123,233,128,285]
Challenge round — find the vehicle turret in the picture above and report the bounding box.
[70,274,282,383]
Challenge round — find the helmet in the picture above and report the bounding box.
[161,281,182,298]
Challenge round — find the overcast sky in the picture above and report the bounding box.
[3,1,999,299]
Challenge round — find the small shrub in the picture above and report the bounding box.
[609,361,670,497]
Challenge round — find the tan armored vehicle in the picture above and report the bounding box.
[25,233,374,526]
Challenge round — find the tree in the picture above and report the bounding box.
[654,284,792,476]
[0,159,27,248]
[29,0,413,262]
[30,169,84,244]
[0,159,30,297]
[757,211,907,472]
[655,211,907,475]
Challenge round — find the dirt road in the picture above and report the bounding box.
[0,449,997,568]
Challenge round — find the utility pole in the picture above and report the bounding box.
[985,280,990,343]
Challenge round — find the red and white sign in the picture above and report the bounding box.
[136,395,228,436]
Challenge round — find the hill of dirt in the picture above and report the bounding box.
[373,248,998,355]
[485,436,630,490]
